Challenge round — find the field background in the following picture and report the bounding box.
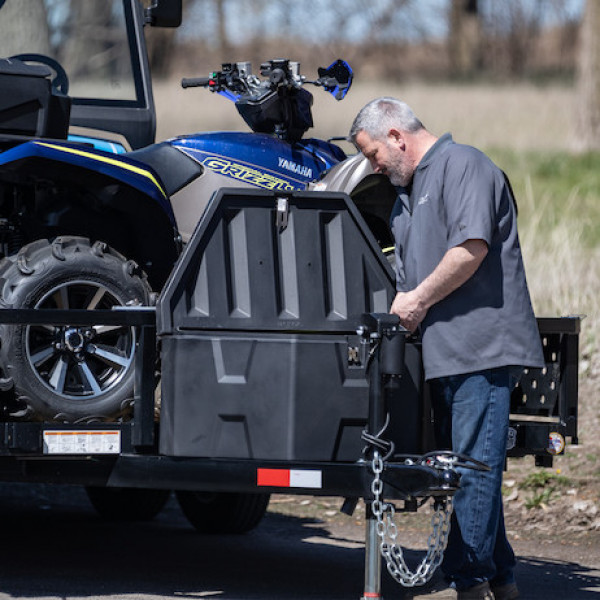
[154,79,599,521]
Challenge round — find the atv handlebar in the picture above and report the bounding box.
[181,77,212,89]
[181,59,352,102]
[179,59,353,143]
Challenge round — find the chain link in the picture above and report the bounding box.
[370,452,454,587]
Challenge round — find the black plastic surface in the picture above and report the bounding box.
[157,189,396,335]
[159,331,424,461]
[157,189,409,460]
[0,66,71,138]
[127,142,203,196]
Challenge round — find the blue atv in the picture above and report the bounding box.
[0,0,391,423]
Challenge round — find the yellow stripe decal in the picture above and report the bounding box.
[35,142,166,198]
[382,246,395,253]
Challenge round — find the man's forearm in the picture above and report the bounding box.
[390,239,488,331]
[417,239,488,310]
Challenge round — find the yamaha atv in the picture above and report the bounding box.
[0,0,389,423]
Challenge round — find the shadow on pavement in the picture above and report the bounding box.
[0,483,597,599]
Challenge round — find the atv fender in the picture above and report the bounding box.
[0,141,180,289]
[0,141,173,215]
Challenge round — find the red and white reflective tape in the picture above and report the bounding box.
[257,468,322,489]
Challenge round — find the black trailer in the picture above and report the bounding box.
[0,189,581,598]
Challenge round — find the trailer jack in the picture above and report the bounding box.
[358,314,462,598]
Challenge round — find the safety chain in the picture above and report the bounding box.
[370,452,454,587]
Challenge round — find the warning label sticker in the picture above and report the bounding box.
[43,430,121,455]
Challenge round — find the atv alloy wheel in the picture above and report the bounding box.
[0,237,152,422]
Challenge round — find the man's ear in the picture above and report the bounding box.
[388,128,405,149]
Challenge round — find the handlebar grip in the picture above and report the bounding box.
[181,77,212,89]
[319,77,339,88]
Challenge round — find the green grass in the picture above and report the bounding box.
[519,470,572,510]
[519,470,572,490]
[482,148,600,368]
[488,149,600,248]
[525,487,556,509]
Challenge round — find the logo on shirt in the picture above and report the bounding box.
[418,194,429,206]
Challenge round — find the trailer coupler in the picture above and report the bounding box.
[362,450,488,595]
[363,451,454,595]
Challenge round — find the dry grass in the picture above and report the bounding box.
[519,187,599,334]
[154,79,577,151]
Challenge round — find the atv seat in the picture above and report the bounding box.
[127,142,202,197]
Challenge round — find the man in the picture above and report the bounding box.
[350,97,544,600]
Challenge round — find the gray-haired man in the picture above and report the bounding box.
[350,97,544,600]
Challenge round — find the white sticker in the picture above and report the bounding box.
[43,430,121,455]
[289,469,322,489]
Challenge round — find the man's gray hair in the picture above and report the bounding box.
[349,97,424,142]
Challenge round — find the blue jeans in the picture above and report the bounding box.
[429,366,521,591]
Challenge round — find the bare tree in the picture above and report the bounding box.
[214,0,231,56]
[144,0,193,76]
[161,0,580,82]
[448,0,481,78]
[480,0,547,78]
[0,0,50,56]
[576,0,600,150]
[62,0,116,78]
[505,0,544,76]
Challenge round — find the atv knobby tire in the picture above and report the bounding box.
[176,490,270,534]
[0,237,152,422]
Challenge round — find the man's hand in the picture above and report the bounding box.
[390,289,427,333]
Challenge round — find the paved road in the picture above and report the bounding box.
[0,483,598,599]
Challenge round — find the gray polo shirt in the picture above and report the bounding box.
[391,133,544,380]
